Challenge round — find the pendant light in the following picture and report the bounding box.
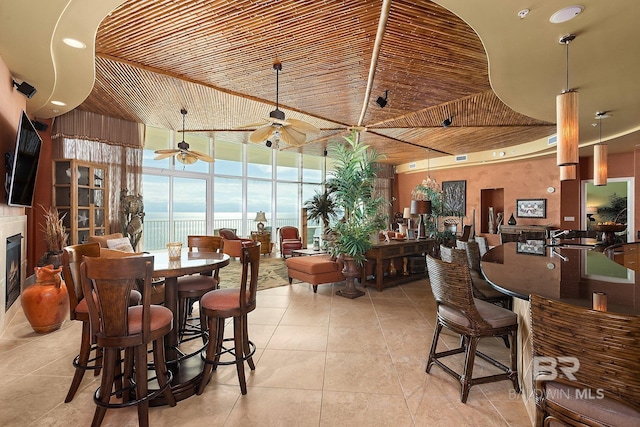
[560,164,576,181]
[594,112,608,186]
[556,34,579,166]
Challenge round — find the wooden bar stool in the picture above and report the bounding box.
[60,243,142,403]
[197,242,260,395]
[81,255,176,426]
[177,235,223,343]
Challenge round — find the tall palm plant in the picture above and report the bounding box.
[326,131,388,267]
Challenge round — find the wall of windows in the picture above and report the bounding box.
[141,126,326,251]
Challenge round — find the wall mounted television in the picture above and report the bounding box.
[5,111,42,207]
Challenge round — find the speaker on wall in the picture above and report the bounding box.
[12,80,37,99]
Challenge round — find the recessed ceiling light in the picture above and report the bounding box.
[550,5,583,24]
[62,38,86,49]
[51,100,66,106]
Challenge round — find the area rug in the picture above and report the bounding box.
[217,256,290,291]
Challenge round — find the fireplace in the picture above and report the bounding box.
[6,234,22,311]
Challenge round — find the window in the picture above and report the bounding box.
[142,128,330,251]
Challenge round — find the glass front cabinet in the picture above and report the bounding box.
[53,160,109,245]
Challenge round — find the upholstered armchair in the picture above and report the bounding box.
[279,226,303,258]
[219,228,253,259]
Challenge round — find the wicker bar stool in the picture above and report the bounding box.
[530,294,640,427]
[455,240,512,310]
[197,242,260,395]
[425,255,519,403]
[81,255,176,426]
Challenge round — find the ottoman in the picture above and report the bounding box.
[285,255,345,293]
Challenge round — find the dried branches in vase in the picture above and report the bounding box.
[38,205,69,267]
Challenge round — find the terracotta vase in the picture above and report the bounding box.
[336,256,365,299]
[21,265,69,333]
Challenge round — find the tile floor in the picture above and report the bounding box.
[0,276,532,426]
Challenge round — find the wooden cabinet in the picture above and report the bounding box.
[251,232,272,255]
[362,239,436,291]
[53,160,109,245]
[499,225,550,243]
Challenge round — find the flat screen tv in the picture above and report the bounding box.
[5,111,42,207]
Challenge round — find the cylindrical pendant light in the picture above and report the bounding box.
[556,34,579,166]
[594,112,608,186]
[557,90,579,165]
[594,144,607,185]
[560,164,576,181]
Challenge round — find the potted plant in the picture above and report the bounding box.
[37,205,69,268]
[325,131,388,298]
[303,188,340,242]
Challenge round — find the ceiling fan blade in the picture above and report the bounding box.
[286,118,321,135]
[279,126,307,146]
[249,125,276,143]
[190,150,214,163]
[175,153,198,165]
[237,119,270,129]
[154,151,178,160]
[154,148,180,154]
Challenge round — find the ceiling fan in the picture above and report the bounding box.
[247,62,321,147]
[154,109,214,164]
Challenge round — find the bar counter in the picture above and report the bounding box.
[481,242,640,315]
[480,242,640,423]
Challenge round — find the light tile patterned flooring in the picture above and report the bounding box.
[0,276,532,426]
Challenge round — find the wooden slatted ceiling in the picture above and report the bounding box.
[78,0,555,165]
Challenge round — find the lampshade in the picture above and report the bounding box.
[594,143,608,186]
[410,200,432,215]
[254,211,268,222]
[556,90,579,166]
[403,207,411,219]
[586,206,597,215]
[559,164,576,181]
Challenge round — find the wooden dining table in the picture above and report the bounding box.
[150,249,230,404]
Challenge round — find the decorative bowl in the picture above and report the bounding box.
[592,224,626,233]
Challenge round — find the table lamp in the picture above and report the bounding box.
[254,211,268,233]
[402,207,412,234]
[411,200,432,239]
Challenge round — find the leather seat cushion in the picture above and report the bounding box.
[200,288,251,312]
[128,305,173,334]
[177,275,219,292]
[286,255,339,274]
[544,381,640,426]
[439,298,517,329]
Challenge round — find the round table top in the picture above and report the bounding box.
[481,242,640,315]
[150,250,230,278]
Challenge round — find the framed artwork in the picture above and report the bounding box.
[516,198,546,218]
[516,239,546,256]
[442,180,466,215]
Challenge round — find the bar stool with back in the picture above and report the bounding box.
[197,241,260,395]
[60,242,142,403]
[176,235,223,342]
[81,255,176,426]
[425,255,519,402]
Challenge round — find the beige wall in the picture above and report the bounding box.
[396,156,562,244]
[396,149,640,245]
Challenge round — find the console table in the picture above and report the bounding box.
[362,239,436,291]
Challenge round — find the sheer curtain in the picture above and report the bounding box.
[51,109,144,234]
